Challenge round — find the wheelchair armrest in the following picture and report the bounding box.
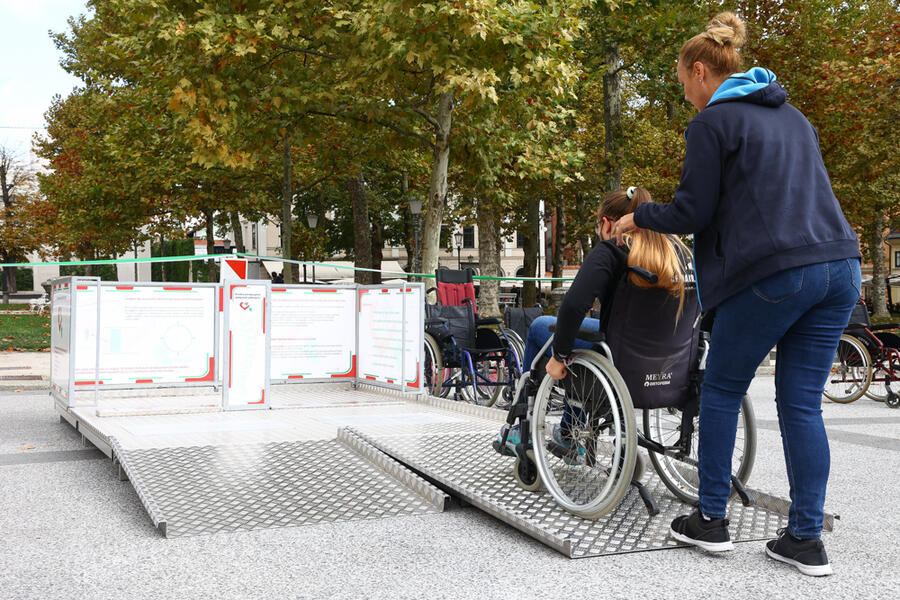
[425,317,447,327]
[476,317,502,326]
[869,323,900,331]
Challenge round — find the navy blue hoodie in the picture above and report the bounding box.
[634,68,860,309]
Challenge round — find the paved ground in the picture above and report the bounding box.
[1,357,898,599]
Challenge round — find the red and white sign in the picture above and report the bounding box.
[220,257,248,282]
[223,282,270,410]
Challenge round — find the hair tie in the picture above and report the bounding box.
[626,186,637,200]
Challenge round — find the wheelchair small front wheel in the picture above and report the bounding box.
[530,350,637,519]
[513,450,542,492]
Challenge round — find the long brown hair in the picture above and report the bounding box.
[679,11,746,77]
[597,187,690,315]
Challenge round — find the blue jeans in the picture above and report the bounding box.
[699,258,861,539]
[522,315,601,371]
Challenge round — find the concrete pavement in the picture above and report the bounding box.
[1,370,898,599]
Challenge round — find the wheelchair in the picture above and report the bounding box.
[423,268,523,407]
[825,300,900,407]
[494,266,757,519]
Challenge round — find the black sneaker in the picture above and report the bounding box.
[670,510,733,552]
[765,528,833,576]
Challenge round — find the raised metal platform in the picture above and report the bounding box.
[56,384,819,556]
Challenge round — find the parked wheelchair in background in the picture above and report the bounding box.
[423,268,523,407]
[824,300,900,408]
[494,266,757,519]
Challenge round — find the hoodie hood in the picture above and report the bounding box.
[707,67,786,108]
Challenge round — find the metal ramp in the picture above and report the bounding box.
[56,384,820,556]
[346,394,826,559]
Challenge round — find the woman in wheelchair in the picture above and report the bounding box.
[500,186,690,447]
[489,186,758,522]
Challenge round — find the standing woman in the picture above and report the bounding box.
[615,12,860,576]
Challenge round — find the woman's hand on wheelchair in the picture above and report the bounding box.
[546,356,568,380]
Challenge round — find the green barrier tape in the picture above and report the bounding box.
[1,252,575,283]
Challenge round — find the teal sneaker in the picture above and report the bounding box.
[492,423,529,457]
[548,424,585,464]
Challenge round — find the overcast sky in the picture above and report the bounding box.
[0,0,90,161]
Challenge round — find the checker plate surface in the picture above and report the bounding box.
[115,439,443,537]
[349,421,789,558]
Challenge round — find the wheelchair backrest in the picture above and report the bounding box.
[425,303,476,351]
[604,278,701,410]
[848,300,871,328]
[504,305,544,341]
[435,268,477,312]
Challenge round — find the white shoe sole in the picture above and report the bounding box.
[670,527,734,552]
[765,546,833,576]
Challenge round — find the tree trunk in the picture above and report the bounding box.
[346,172,373,285]
[574,192,592,264]
[420,92,454,301]
[521,194,540,307]
[230,212,245,254]
[868,214,889,318]
[281,132,294,284]
[205,209,216,282]
[1,258,12,304]
[476,198,501,318]
[551,196,566,289]
[602,37,623,192]
[401,171,414,276]
[370,212,383,285]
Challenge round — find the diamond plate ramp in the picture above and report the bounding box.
[348,396,797,559]
[111,434,447,537]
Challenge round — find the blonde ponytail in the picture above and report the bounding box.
[598,187,690,319]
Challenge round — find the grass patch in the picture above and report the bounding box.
[0,313,51,351]
[0,304,30,311]
[870,313,899,326]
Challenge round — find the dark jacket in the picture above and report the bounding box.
[553,239,627,358]
[634,68,860,309]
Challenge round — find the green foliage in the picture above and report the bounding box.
[59,262,118,281]
[150,239,217,282]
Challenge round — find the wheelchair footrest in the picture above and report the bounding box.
[491,439,517,457]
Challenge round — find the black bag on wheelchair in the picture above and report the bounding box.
[605,281,701,410]
[503,305,544,341]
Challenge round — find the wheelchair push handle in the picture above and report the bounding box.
[626,265,659,284]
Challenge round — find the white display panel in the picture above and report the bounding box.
[49,282,72,399]
[223,282,270,410]
[357,285,423,391]
[73,285,217,385]
[270,286,357,381]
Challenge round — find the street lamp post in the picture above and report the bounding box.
[306,213,318,283]
[454,231,463,270]
[408,196,422,279]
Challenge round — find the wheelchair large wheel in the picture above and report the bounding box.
[823,334,871,403]
[643,395,756,505]
[530,350,637,520]
[423,333,444,397]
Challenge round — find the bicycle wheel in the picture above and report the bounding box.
[423,333,444,397]
[823,334,871,403]
[530,350,637,519]
[644,395,757,505]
